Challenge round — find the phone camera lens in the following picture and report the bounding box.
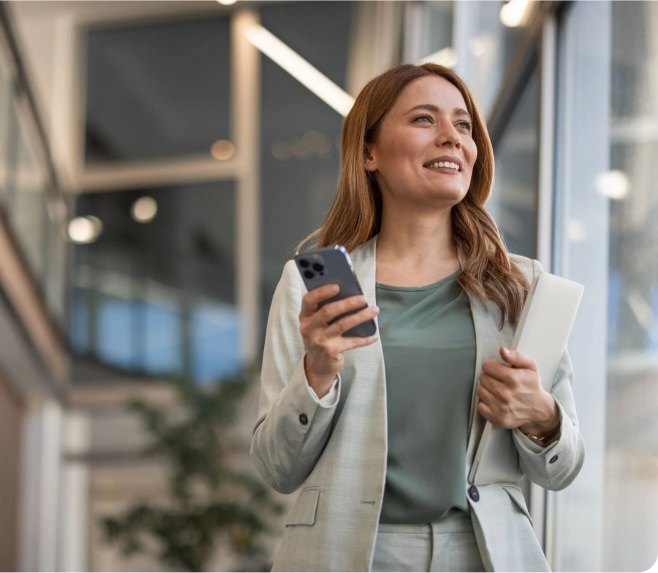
[299,259,310,268]
[303,270,314,279]
[312,263,324,272]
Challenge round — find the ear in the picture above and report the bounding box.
[364,143,377,173]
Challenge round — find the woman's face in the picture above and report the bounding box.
[365,75,477,208]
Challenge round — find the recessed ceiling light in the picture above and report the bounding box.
[595,170,629,200]
[68,216,102,243]
[131,196,158,223]
[210,139,235,161]
[500,0,532,27]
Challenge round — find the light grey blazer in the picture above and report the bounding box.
[251,233,585,572]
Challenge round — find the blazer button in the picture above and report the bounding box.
[549,454,559,464]
[299,413,308,425]
[468,485,480,502]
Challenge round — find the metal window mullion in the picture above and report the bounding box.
[232,9,261,367]
[534,10,558,565]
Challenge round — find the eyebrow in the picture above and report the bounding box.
[405,104,472,120]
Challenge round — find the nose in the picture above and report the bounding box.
[436,119,462,149]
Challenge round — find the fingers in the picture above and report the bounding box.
[299,288,379,356]
[338,332,379,352]
[326,303,379,337]
[499,347,538,370]
[478,372,509,403]
[300,284,340,317]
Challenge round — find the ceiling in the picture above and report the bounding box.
[8,0,318,17]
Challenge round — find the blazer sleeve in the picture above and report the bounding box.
[511,258,586,490]
[250,260,342,494]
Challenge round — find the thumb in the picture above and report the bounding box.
[500,346,537,370]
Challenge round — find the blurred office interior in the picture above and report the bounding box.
[0,0,655,570]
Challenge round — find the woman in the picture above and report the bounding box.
[251,63,585,572]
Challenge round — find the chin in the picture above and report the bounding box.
[428,186,464,201]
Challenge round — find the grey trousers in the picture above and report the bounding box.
[371,508,486,572]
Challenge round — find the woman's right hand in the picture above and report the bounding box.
[299,284,380,397]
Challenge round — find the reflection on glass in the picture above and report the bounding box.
[96,295,134,369]
[85,16,231,164]
[605,2,658,570]
[71,181,238,384]
[11,103,47,281]
[0,55,11,202]
[70,286,90,354]
[141,299,182,375]
[259,1,355,354]
[406,1,452,62]
[191,302,240,386]
[489,68,538,258]
[456,1,527,119]
[426,2,453,56]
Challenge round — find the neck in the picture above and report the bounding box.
[376,205,458,267]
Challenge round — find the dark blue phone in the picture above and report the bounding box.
[294,245,377,338]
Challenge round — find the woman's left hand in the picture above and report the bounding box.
[476,346,557,432]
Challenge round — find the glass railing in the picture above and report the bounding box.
[70,262,242,386]
[0,6,69,331]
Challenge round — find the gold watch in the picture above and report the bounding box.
[522,420,561,446]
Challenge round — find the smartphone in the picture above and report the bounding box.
[294,245,377,338]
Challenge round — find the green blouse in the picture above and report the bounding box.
[376,269,477,524]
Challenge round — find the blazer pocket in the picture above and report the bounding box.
[285,487,320,527]
[503,486,534,527]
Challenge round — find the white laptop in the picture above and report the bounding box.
[468,268,584,485]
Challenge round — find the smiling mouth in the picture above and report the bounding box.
[424,161,461,173]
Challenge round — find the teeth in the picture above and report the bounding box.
[426,161,460,171]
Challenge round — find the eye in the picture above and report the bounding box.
[457,121,473,132]
[412,114,433,124]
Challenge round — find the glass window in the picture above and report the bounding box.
[140,297,182,376]
[190,301,240,385]
[72,180,237,383]
[489,67,539,258]
[259,1,356,353]
[455,1,529,119]
[425,2,453,56]
[9,101,47,282]
[606,2,658,570]
[0,52,12,204]
[555,2,658,571]
[84,16,231,164]
[96,294,134,369]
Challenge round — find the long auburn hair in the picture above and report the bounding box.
[296,63,530,330]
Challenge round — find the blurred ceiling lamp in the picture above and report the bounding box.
[290,137,312,160]
[68,216,103,244]
[217,0,237,5]
[303,130,332,155]
[418,47,458,68]
[595,170,629,200]
[245,24,354,117]
[469,36,489,57]
[210,139,235,160]
[500,0,532,27]
[131,196,158,223]
[271,140,292,160]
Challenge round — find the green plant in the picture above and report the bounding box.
[102,364,285,572]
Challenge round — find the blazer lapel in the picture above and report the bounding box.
[349,233,512,479]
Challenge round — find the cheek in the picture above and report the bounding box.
[466,141,478,172]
